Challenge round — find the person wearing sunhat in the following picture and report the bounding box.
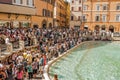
[26,52,32,63]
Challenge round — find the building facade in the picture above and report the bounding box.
[32,0,54,28]
[0,0,35,28]
[53,0,67,27]
[65,1,70,27]
[70,0,83,29]
[82,0,120,32]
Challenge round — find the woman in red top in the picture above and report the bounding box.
[16,67,24,80]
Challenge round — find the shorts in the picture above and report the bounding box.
[24,67,27,72]
[28,72,33,79]
[33,69,37,74]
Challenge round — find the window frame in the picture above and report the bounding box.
[95,15,100,22]
[96,4,100,11]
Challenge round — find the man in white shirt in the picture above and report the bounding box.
[5,37,9,44]
[0,61,3,68]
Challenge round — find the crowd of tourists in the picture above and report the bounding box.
[0,27,36,46]
[0,26,113,80]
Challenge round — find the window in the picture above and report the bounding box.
[79,7,81,11]
[71,16,74,21]
[83,5,87,11]
[13,0,16,3]
[83,15,86,22]
[103,4,108,10]
[79,0,81,3]
[71,7,74,11]
[51,12,53,17]
[116,15,120,22]
[49,0,52,3]
[45,9,47,16]
[29,0,33,6]
[116,4,120,10]
[48,10,50,17]
[43,9,46,16]
[96,4,100,11]
[102,15,107,22]
[95,15,100,21]
[78,16,81,20]
[72,0,74,3]
[20,0,23,4]
[27,0,29,5]
[51,0,54,5]
[14,0,20,4]
[32,0,34,6]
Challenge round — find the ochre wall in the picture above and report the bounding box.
[83,0,120,32]
[32,0,54,28]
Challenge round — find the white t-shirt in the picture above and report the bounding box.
[0,63,3,68]
[5,38,9,44]
[16,56,24,63]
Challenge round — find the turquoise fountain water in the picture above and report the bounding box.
[49,41,120,80]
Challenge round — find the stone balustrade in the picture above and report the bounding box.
[0,36,38,61]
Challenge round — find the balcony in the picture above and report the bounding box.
[0,3,35,15]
